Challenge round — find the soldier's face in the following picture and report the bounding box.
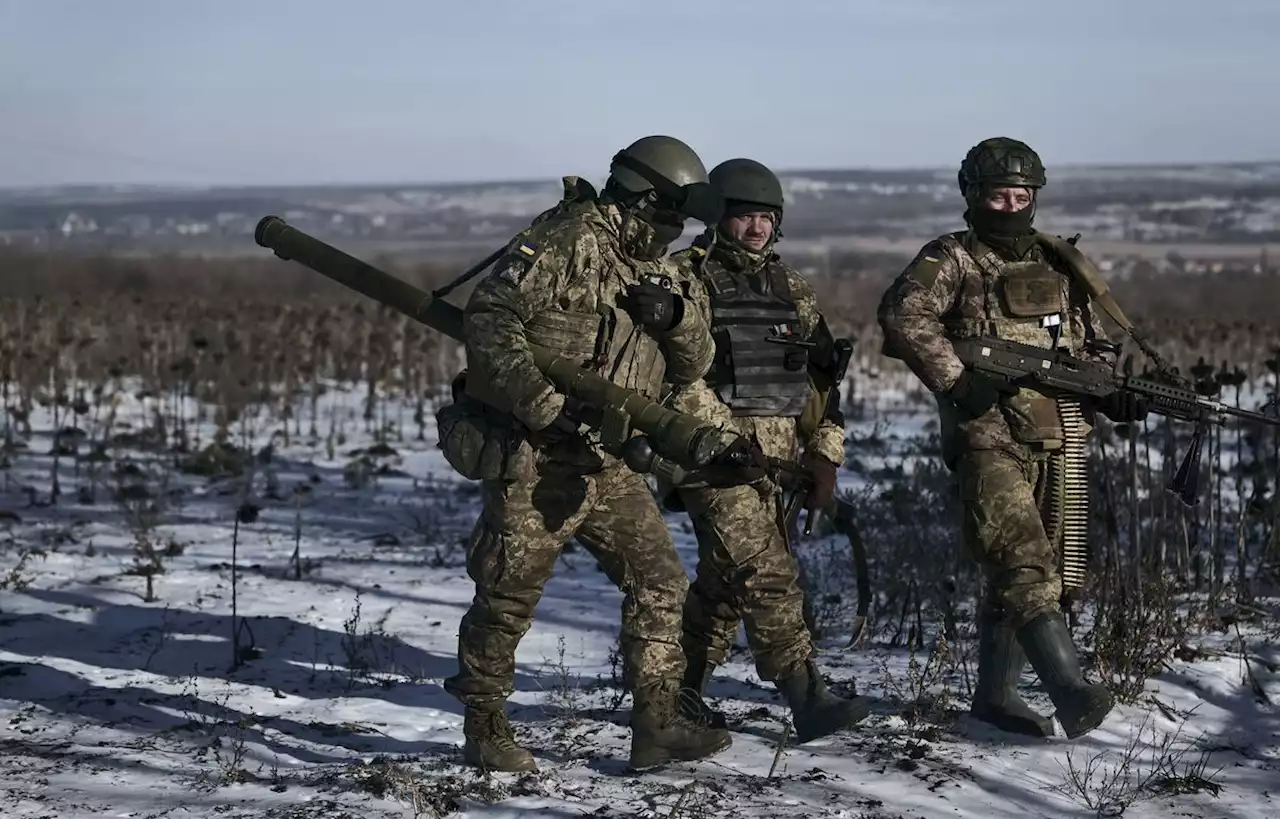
[982,186,1034,212]
[721,212,775,251]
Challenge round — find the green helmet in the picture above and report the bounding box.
[708,158,785,213]
[958,137,1046,200]
[607,135,709,195]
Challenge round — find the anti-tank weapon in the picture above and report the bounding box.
[252,216,752,474]
[952,335,1280,506]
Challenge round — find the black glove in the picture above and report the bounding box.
[800,451,838,513]
[535,396,601,441]
[1098,391,1149,423]
[706,435,769,484]
[948,371,1017,420]
[625,281,682,333]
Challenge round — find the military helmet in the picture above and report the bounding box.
[607,135,709,195]
[958,137,1046,200]
[708,158,785,213]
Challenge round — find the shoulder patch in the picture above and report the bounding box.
[907,249,944,289]
[491,253,534,286]
[488,236,546,287]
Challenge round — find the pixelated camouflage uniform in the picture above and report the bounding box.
[663,233,845,682]
[877,230,1114,628]
[442,184,717,715]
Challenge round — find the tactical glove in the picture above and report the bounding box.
[1098,391,1149,424]
[625,281,683,333]
[800,451,838,513]
[535,395,601,441]
[712,435,769,482]
[948,371,1017,420]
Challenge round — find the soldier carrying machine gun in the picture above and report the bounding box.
[951,335,1280,506]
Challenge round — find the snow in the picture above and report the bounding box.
[1,381,1277,819]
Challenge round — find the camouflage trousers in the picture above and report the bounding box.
[677,482,813,682]
[956,447,1063,628]
[443,459,689,711]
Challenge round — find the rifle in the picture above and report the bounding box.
[770,457,871,649]
[952,335,1280,506]
[620,439,871,649]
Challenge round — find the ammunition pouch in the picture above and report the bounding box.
[996,262,1064,319]
[1000,390,1064,450]
[436,371,532,481]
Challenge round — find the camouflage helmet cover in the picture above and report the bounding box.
[958,137,1047,200]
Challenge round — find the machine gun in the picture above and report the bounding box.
[952,335,1280,506]
[252,216,756,474]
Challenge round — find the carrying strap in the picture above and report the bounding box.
[432,176,600,300]
[1035,231,1183,380]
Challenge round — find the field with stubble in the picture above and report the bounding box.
[1,246,1279,819]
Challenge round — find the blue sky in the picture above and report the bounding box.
[1,0,1275,187]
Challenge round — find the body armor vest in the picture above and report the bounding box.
[522,292,664,399]
[526,207,671,400]
[936,232,1097,449]
[464,233,671,415]
[700,257,811,417]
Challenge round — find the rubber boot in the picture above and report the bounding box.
[969,609,1054,737]
[1017,611,1115,739]
[629,680,732,771]
[774,660,871,743]
[461,707,537,772]
[678,653,728,730]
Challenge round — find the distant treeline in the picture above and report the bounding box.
[2,247,1278,373]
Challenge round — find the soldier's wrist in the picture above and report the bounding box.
[517,387,565,431]
[802,449,841,468]
[945,370,974,397]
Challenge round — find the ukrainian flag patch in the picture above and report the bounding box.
[518,241,537,256]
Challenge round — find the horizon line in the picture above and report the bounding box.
[3,156,1278,194]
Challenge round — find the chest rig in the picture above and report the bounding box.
[944,234,1092,591]
[935,237,1076,352]
[699,252,811,417]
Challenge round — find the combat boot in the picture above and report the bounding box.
[461,707,537,772]
[1016,611,1114,739]
[678,654,728,730]
[774,660,871,743]
[969,610,1054,737]
[629,680,732,771]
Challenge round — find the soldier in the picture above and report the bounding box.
[442,136,739,772]
[877,137,1148,739]
[663,158,870,742]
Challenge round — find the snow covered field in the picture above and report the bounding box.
[1,383,1277,819]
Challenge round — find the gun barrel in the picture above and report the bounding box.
[253,215,726,469]
[1221,402,1280,427]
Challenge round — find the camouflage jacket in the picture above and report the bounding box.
[877,230,1113,458]
[664,236,846,467]
[463,188,716,454]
